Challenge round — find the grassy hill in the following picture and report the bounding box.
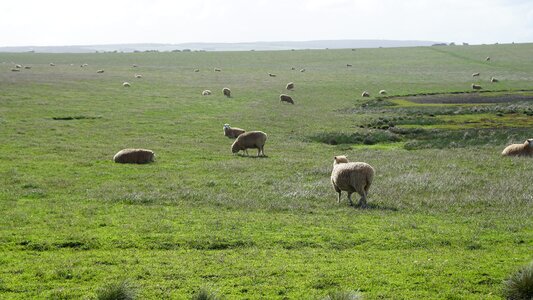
[0,44,532,299]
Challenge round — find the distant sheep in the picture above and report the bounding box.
[15,64,22,68]
[501,139,533,157]
[223,87,231,98]
[50,63,55,66]
[268,73,276,77]
[286,82,294,90]
[81,63,88,67]
[194,69,200,72]
[202,90,212,96]
[135,74,142,78]
[223,124,245,139]
[379,90,387,95]
[300,68,306,72]
[231,131,267,156]
[11,69,20,72]
[471,84,482,90]
[472,72,480,77]
[24,66,31,69]
[132,64,138,68]
[291,67,295,70]
[362,91,370,97]
[330,155,375,208]
[97,70,104,73]
[490,77,498,83]
[485,56,491,61]
[123,82,131,87]
[113,148,155,164]
[280,94,294,104]
[214,68,221,72]
[346,64,352,67]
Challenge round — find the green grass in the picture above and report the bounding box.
[1,44,533,299]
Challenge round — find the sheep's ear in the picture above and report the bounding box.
[334,156,337,160]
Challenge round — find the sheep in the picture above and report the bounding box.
[132,64,138,68]
[471,84,482,90]
[331,155,374,208]
[123,82,131,87]
[223,124,245,139]
[291,67,296,70]
[231,131,267,156]
[113,148,155,164]
[223,87,231,98]
[379,90,387,95]
[300,68,306,72]
[280,94,294,104]
[194,69,200,72]
[214,68,221,72]
[24,66,31,69]
[362,91,370,97]
[472,72,480,77]
[96,70,104,73]
[268,73,276,77]
[485,56,491,61]
[202,90,212,96]
[501,139,533,157]
[15,64,22,68]
[49,63,55,66]
[135,74,142,78]
[11,69,20,72]
[490,77,498,83]
[286,82,294,90]
[346,64,352,67]
[81,63,88,67]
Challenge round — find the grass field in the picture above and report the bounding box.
[1,44,532,299]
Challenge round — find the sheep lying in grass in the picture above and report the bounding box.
[15,64,22,68]
[472,72,480,77]
[11,69,20,72]
[379,90,387,95]
[113,149,155,164]
[202,90,212,96]
[331,155,374,208]
[214,68,221,72]
[362,91,370,97]
[135,74,142,79]
[50,63,55,66]
[194,69,200,72]
[24,66,31,69]
[471,84,482,90]
[123,82,131,87]
[223,124,245,138]
[268,73,276,77]
[346,64,352,67]
[231,131,267,156]
[97,70,104,73]
[223,87,231,97]
[286,82,294,90]
[490,77,498,83]
[280,94,294,104]
[502,139,533,157]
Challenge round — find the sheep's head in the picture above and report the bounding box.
[224,124,230,129]
[333,155,349,165]
[231,141,241,154]
[526,139,533,147]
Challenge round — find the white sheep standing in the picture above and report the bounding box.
[135,74,143,79]
[231,131,267,156]
[280,94,294,104]
[471,83,482,90]
[50,63,55,66]
[490,77,498,83]
[214,68,221,72]
[123,82,131,87]
[97,70,104,73]
[472,72,480,77]
[202,90,212,96]
[362,91,370,97]
[223,124,245,139]
[113,149,155,164]
[223,87,231,98]
[379,90,387,95]
[331,155,375,208]
[501,139,533,157]
[268,73,276,77]
[286,82,295,90]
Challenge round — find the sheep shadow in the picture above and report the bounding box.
[349,202,398,211]
[236,154,269,159]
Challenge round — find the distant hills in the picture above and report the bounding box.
[0,39,443,53]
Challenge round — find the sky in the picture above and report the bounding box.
[1,0,532,46]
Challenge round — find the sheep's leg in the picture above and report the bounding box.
[357,191,368,209]
[337,191,342,203]
[347,192,354,206]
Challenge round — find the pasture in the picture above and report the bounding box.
[0,44,532,299]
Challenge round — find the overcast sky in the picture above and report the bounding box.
[1,0,532,46]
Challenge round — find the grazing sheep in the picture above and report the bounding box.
[362,91,370,97]
[135,74,142,78]
[96,70,104,73]
[81,63,88,67]
[280,94,294,104]
[15,64,22,68]
[49,63,55,66]
[202,90,212,96]
[300,68,306,72]
[123,82,131,87]
[346,64,352,67]
[223,124,245,139]
[223,87,231,98]
[268,73,276,77]
[331,155,375,208]
[490,77,498,83]
[291,67,295,70]
[472,72,480,77]
[471,84,482,90]
[132,64,138,68]
[214,68,221,72]
[194,69,200,72]
[286,82,294,90]
[379,90,387,95]
[231,131,267,156]
[486,56,491,61]
[24,66,31,69]
[11,69,20,72]
[501,139,533,157]
[113,148,155,164]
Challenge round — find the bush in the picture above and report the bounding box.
[96,279,137,300]
[503,262,533,300]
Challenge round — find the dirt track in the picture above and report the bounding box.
[404,93,533,104]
